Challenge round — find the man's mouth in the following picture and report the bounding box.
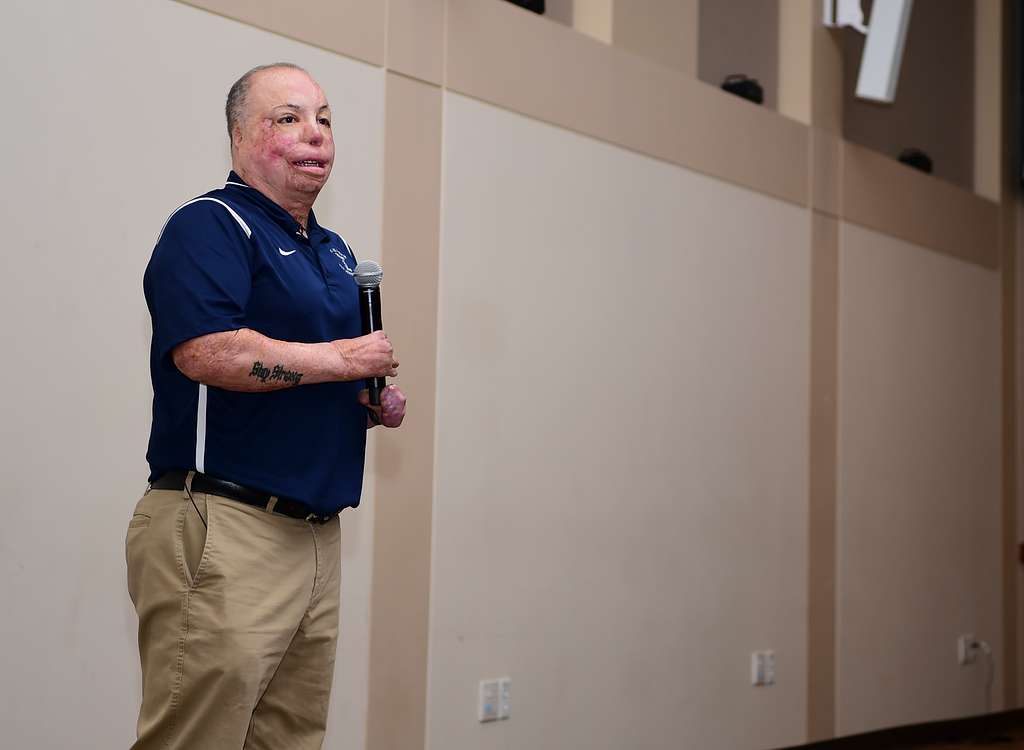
[293,159,326,168]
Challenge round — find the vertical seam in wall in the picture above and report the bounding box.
[806,102,817,747]
[441,0,448,89]
[808,9,843,732]
[423,36,449,750]
[806,198,818,741]
[833,133,846,736]
[806,102,820,745]
[383,0,391,68]
[807,208,839,742]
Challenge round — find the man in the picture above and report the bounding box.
[125,63,406,749]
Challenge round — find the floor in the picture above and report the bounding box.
[918,728,1024,749]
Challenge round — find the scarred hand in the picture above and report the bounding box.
[359,385,406,428]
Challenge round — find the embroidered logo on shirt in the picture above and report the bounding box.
[330,248,355,276]
[278,248,298,256]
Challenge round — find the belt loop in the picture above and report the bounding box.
[266,496,279,514]
[185,470,196,497]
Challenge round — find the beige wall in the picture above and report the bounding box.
[0,1,1013,748]
[428,92,811,750]
[836,223,1003,732]
[0,1,384,747]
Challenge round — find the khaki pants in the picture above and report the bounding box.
[125,477,341,749]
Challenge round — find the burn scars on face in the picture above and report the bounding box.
[231,68,336,220]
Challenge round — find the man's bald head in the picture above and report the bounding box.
[225,62,309,143]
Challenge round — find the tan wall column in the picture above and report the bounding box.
[976,0,1002,202]
[609,0,697,75]
[778,0,813,124]
[807,211,839,742]
[572,0,613,43]
[364,70,443,750]
[807,1,844,741]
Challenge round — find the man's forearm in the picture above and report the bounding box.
[173,328,351,392]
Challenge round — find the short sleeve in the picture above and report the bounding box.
[144,199,253,362]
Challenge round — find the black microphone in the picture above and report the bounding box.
[354,260,386,406]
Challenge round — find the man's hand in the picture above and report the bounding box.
[334,331,398,381]
[359,385,406,428]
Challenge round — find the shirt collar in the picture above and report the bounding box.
[224,171,329,244]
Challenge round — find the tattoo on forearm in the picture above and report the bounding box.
[249,361,304,385]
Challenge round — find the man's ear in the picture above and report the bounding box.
[231,125,243,151]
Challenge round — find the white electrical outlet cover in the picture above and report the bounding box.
[478,679,500,722]
[957,635,977,666]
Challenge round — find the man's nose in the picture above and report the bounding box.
[304,120,324,145]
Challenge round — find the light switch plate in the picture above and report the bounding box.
[751,651,776,686]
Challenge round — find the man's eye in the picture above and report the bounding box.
[278,115,297,124]
[318,117,331,127]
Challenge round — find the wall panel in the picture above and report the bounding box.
[428,92,811,750]
[0,2,385,747]
[836,223,1003,733]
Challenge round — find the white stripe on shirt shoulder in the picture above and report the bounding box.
[336,233,356,259]
[156,196,252,242]
[224,181,249,188]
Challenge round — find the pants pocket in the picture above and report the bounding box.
[125,495,157,605]
[180,494,212,588]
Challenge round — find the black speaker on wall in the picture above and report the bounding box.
[898,148,933,174]
[505,0,545,13]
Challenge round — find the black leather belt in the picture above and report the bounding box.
[151,470,337,524]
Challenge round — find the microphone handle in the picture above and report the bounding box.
[358,286,386,406]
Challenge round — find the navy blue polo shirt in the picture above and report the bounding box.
[144,172,367,514]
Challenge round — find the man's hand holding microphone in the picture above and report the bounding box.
[333,330,406,428]
[343,260,406,428]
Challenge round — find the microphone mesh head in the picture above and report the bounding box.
[354,260,383,288]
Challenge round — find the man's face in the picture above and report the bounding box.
[233,68,335,201]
